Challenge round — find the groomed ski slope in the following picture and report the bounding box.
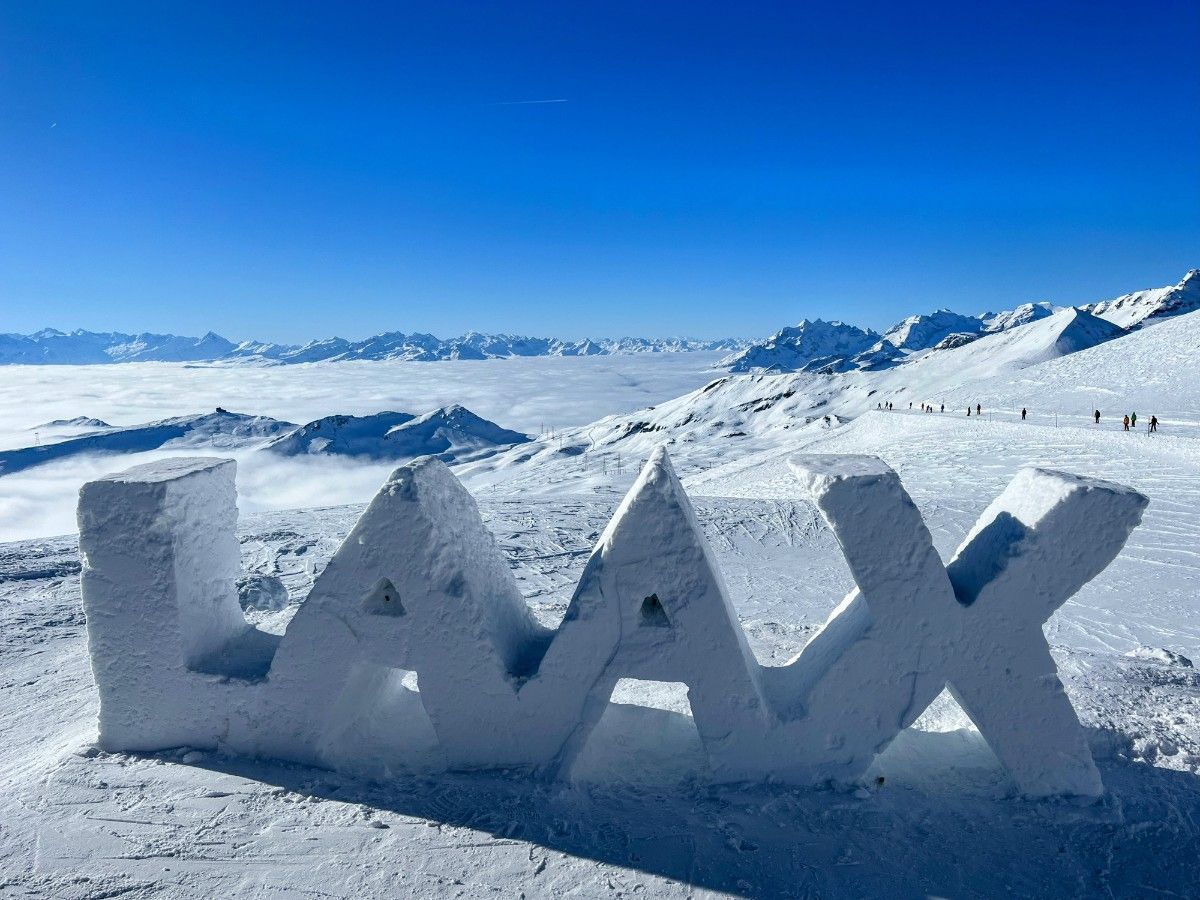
[687,409,1200,659]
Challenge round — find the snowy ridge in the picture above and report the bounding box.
[265,405,529,462]
[0,404,530,476]
[0,410,295,477]
[1084,268,1200,329]
[0,328,748,366]
[721,269,1194,375]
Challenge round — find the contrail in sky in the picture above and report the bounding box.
[491,98,569,105]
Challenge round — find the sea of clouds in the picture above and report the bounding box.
[0,354,724,542]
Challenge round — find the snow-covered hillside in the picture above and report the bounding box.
[263,411,418,456]
[0,410,294,477]
[943,300,1200,419]
[0,328,748,366]
[265,405,529,462]
[1085,268,1200,329]
[459,306,1137,494]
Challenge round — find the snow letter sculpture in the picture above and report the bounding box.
[78,449,1146,797]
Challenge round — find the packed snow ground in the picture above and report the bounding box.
[3,406,1200,897]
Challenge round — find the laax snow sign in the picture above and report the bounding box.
[77,448,1146,797]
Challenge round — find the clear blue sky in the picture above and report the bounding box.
[2,1,1197,342]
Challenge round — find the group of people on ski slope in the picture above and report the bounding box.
[876,400,1160,433]
[1094,409,1158,432]
[1099,410,1156,434]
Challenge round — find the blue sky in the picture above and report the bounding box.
[1,1,1197,342]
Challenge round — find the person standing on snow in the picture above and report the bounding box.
[1094,409,1101,424]
[976,403,982,416]
[1150,415,1158,432]
[967,407,971,417]
[1123,414,1130,431]
[1131,412,1137,429]
[1021,407,1027,420]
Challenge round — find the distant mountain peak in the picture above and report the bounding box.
[883,309,984,352]
[0,329,748,366]
[722,320,879,373]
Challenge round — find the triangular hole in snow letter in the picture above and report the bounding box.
[362,577,405,617]
[640,593,671,628]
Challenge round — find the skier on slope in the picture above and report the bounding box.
[1150,415,1158,432]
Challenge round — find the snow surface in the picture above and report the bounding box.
[4,435,1199,896]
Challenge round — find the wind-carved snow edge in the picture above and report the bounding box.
[76,448,1148,797]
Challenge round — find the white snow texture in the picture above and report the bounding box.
[77,449,1146,796]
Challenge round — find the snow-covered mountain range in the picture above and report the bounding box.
[0,328,748,366]
[1082,268,1200,329]
[721,304,1059,375]
[722,269,1196,375]
[5,269,1193,371]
